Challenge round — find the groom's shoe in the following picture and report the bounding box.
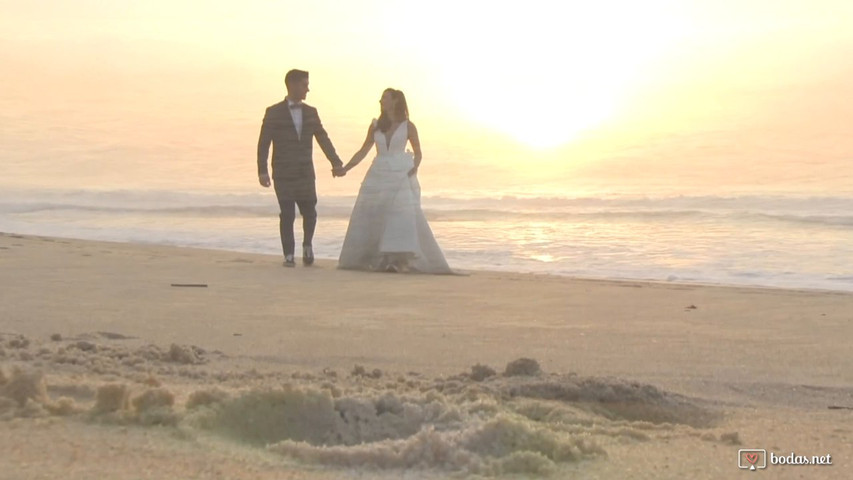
[302,246,314,266]
[283,254,296,268]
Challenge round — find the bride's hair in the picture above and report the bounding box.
[377,88,409,133]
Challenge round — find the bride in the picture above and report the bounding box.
[337,88,452,274]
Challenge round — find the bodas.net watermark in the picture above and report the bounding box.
[738,449,833,471]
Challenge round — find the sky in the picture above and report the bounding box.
[2,0,852,196]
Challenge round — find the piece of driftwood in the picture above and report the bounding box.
[170,283,208,288]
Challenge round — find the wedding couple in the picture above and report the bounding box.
[256,69,452,274]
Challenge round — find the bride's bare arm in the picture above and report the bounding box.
[343,122,376,172]
[408,122,422,176]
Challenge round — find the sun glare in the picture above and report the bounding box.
[401,1,690,149]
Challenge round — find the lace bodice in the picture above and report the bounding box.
[374,119,409,155]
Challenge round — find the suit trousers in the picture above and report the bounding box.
[274,181,317,257]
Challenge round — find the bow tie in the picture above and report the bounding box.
[289,103,302,109]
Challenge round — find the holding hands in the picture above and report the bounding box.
[332,165,347,177]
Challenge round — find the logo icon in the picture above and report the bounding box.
[738,449,767,470]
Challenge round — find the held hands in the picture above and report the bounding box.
[332,165,347,178]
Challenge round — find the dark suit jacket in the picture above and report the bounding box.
[257,101,342,199]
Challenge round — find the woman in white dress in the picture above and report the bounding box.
[337,88,452,274]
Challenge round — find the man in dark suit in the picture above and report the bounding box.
[257,69,345,267]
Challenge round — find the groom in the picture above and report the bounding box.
[257,69,345,267]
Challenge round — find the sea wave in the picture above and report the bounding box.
[2,187,853,226]
[1,202,279,218]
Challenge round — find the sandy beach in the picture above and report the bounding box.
[1,231,851,479]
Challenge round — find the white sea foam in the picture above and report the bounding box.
[2,186,853,291]
[4,188,853,224]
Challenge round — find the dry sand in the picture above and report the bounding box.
[0,232,851,479]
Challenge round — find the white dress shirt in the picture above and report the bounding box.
[286,97,303,140]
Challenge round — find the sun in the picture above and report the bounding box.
[402,1,690,149]
[451,70,621,149]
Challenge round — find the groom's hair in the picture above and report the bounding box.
[285,69,309,86]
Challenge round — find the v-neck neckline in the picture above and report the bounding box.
[382,120,406,149]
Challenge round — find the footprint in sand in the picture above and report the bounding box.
[97,331,136,340]
[223,258,254,264]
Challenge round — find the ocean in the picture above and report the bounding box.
[3,186,853,292]
[3,60,853,293]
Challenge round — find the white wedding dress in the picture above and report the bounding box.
[338,120,452,274]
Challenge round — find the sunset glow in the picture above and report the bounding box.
[406,1,692,148]
[1,1,852,194]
